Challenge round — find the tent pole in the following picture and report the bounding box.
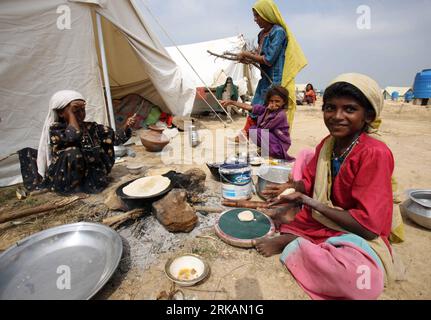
[96,13,116,131]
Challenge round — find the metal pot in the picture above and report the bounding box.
[114,145,127,157]
[255,165,291,200]
[400,190,431,230]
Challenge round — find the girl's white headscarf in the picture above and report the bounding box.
[37,90,85,177]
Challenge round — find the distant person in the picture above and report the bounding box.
[234,0,307,140]
[221,86,294,161]
[216,77,240,118]
[18,90,136,194]
[303,83,317,105]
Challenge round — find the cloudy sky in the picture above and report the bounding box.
[138,0,431,89]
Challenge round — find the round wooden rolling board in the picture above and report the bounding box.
[214,208,275,248]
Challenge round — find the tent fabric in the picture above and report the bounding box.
[0,0,195,187]
[383,87,413,97]
[166,35,260,94]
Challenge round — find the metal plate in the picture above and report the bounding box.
[0,222,122,300]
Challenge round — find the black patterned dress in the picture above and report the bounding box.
[18,122,131,194]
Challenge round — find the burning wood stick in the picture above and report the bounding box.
[102,209,145,228]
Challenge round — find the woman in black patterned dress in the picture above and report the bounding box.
[19,90,136,194]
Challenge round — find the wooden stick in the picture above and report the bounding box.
[102,209,145,228]
[222,199,269,209]
[192,206,224,213]
[0,195,84,224]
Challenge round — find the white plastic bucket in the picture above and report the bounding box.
[219,164,252,200]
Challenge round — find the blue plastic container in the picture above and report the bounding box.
[405,91,414,102]
[413,69,431,99]
[391,91,399,101]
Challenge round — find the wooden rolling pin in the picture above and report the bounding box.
[222,199,269,209]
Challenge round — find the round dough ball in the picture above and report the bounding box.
[238,210,254,222]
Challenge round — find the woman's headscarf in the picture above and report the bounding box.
[328,73,383,132]
[37,90,85,177]
[253,0,308,126]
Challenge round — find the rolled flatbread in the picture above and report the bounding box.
[123,175,170,197]
[238,210,254,222]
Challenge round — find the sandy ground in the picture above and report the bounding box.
[1,99,430,300]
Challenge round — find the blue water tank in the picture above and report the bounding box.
[405,91,414,102]
[413,69,431,99]
[391,91,399,101]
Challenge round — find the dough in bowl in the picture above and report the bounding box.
[237,210,254,222]
[123,175,170,197]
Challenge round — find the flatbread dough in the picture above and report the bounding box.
[123,175,170,197]
[280,188,296,196]
[237,210,254,222]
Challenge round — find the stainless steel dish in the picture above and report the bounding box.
[401,191,431,230]
[0,222,123,300]
[114,145,127,157]
[409,190,431,208]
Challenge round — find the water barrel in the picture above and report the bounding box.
[413,69,431,99]
[405,91,414,102]
[391,91,399,101]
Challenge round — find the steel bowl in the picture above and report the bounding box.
[255,165,291,200]
[206,162,223,181]
[409,190,431,208]
[401,190,431,230]
[164,254,210,287]
[114,145,127,157]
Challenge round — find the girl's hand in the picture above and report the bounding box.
[261,182,294,199]
[220,100,235,107]
[125,114,137,129]
[268,191,304,208]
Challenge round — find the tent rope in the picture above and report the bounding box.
[139,0,236,126]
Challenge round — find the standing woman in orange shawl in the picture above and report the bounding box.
[238,0,307,135]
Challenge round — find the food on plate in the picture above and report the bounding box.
[122,175,170,197]
[178,268,198,281]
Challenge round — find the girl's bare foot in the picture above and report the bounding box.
[254,234,298,257]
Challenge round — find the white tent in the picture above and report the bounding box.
[166,35,260,95]
[0,0,195,187]
[383,86,413,100]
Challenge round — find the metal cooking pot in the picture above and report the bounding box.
[400,190,431,230]
[255,165,291,200]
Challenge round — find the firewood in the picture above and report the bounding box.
[102,209,145,228]
[0,195,84,224]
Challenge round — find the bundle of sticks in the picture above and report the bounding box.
[207,50,273,85]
